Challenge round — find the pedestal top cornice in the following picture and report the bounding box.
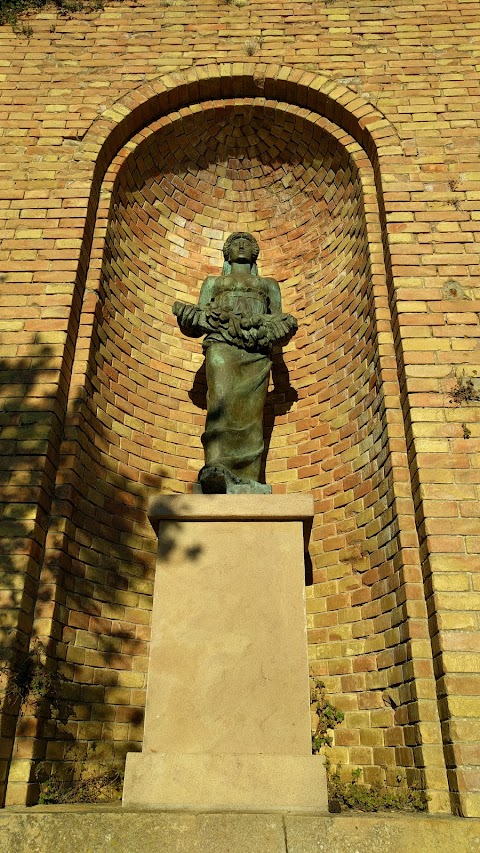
[148,493,314,523]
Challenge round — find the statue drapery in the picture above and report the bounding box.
[173,233,297,493]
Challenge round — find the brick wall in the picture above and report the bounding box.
[0,0,479,817]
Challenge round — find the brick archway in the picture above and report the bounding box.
[4,67,449,814]
[75,64,402,177]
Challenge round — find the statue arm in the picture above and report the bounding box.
[266,278,283,316]
[263,278,298,346]
[173,277,216,338]
[198,276,216,307]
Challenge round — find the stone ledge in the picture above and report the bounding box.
[148,492,314,522]
[1,807,479,853]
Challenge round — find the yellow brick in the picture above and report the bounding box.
[116,671,145,688]
[442,653,480,673]
[6,760,31,783]
[104,688,131,705]
[448,697,480,718]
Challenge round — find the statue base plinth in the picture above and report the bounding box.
[123,494,326,813]
[192,481,272,494]
[194,465,273,494]
[123,753,326,813]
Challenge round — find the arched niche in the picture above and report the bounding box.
[33,80,442,802]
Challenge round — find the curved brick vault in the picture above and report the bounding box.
[6,69,449,812]
[75,64,401,175]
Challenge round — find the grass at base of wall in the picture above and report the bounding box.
[38,766,123,805]
[327,763,428,814]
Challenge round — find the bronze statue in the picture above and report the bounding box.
[173,233,297,493]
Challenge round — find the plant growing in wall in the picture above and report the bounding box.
[0,0,126,30]
[310,676,428,812]
[327,765,428,813]
[0,639,71,719]
[310,677,344,752]
[0,641,123,804]
[449,370,480,405]
[36,744,123,805]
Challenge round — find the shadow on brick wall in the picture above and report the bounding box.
[0,344,61,803]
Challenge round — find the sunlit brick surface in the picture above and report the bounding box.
[1,0,480,818]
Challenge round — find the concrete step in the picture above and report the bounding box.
[1,805,479,853]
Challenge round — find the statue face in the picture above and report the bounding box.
[228,236,254,264]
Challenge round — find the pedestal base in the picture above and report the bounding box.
[123,753,327,813]
[122,494,325,813]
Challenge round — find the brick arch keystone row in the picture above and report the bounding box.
[75,64,402,178]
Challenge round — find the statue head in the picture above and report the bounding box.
[222,232,259,274]
[223,233,259,263]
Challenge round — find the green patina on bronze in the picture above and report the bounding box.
[173,233,298,494]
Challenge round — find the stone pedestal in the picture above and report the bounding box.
[123,494,326,813]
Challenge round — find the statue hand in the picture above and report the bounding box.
[173,300,204,337]
[267,317,286,342]
[264,313,298,346]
